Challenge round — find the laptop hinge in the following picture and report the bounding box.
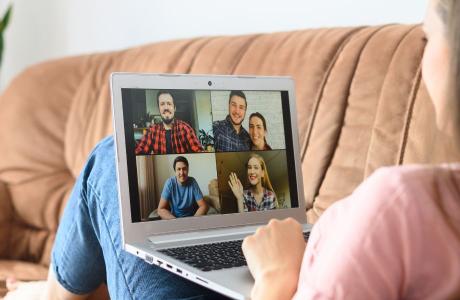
[148,224,261,246]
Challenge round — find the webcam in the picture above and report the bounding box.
[208,81,212,86]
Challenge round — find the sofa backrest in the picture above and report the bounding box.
[0,24,458,267]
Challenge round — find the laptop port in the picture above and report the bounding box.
[156,260,163,266]
[166,264,172,269]
[144,255,154,264]
[176,268,183,274]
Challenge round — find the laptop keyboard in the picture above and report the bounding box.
[158,231,310,272]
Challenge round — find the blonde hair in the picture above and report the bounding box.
[433,4,460,296]
[246,153,277,207]
[438,0,460,146]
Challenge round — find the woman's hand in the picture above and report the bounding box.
[228,172,244,202]
[242,218,306,300]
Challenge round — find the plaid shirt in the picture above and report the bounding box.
[213,115,251,152]
[243,188,276,212]
[135,119,203,154]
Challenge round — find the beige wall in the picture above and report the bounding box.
[196,90,213,134]
[2,0,427,91]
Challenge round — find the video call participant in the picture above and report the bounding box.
[213,90,251,152]
[157,156,208,220]
[228,153,277,212]
[135,90,203,154]
[249,112,272,151]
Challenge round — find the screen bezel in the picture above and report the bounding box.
[111,73,306,246]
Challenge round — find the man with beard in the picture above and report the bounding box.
[213,90,251,152]
[135,90,203,154]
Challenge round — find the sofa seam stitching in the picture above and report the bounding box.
[186,37,218,73]
[363,24,420,178]
[307,24,393,216]
[165,38,203,73]
[229,34,265,74]
[397,61,423,165]
[300,26,364,160]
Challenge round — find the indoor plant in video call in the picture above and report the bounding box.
[198,129,215,152]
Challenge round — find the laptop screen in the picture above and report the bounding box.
[121,89,299,223]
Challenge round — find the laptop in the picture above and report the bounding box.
[110,73,312,300]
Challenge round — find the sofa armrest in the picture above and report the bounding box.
[0,181,12,258]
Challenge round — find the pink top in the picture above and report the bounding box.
[293,164,460,300]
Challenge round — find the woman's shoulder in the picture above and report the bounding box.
[357,163,460,214]
[301,164,460,300]
[318,163,460,245]
[370,163,460,189]
[333,164,460,215]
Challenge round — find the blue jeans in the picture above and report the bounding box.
[52,136,226,300]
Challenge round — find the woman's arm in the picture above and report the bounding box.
[242,218,306,300]
[228,172,245,212]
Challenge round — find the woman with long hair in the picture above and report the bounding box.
[249,112,272,150]
[242,1,460,299]
[228,153,277,212]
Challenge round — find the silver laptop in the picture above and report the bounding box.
[110,73,311,300]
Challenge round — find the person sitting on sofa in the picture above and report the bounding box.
[241,0,460,299]
[6,0,456,299]
[157,156,209,220]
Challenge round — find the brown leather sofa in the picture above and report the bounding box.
[0,24,458,297]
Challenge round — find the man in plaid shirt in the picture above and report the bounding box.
[135,91,203,155]
[213,90,251,152]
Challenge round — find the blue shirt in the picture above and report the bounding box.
[161,176,203,218]
[213,115,251,152]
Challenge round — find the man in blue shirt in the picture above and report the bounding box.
[158,156,208,219]
[213,90,251,152]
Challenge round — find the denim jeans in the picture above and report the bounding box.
[52,136,226,300]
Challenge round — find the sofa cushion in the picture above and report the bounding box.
[0,260,47,298]
[0,56,105,266]
[301,26,460,222]
[0,260,48,282]
[2,24,460,271]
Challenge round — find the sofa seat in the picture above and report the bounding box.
[0,260,48,296]
[0,260,48,281]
